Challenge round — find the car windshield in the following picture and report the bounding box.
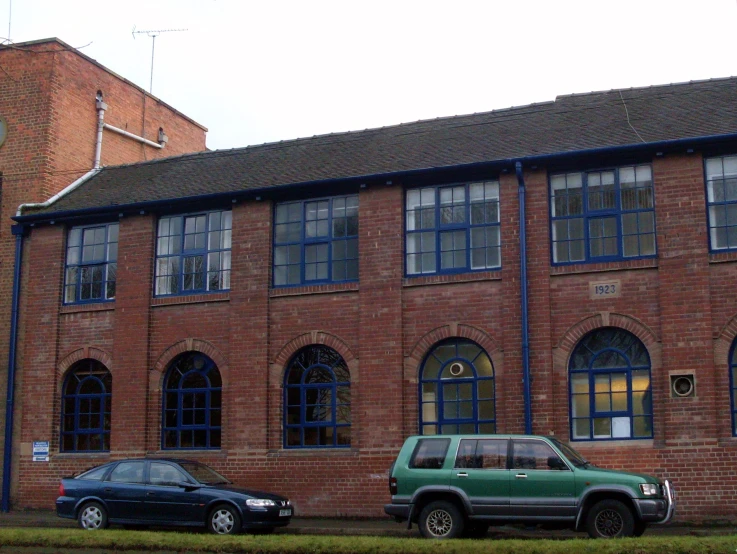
[178,461,230,485]
[549,438,589,468]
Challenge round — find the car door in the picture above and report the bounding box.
[509,438,576,518]
[144,461,203,523]
[99,461,147,520]
[450,438,510,516]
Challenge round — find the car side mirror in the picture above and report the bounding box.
[547,456,566,470]
[178,482,201,490]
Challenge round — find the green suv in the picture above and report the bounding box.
[384,435,675,539]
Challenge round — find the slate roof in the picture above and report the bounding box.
[22,77,737,218]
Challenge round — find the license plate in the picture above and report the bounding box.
[279,509,291,517]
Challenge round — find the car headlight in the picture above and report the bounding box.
[246,498,276,508]
[640,483,658,496]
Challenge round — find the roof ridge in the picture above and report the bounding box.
[555,75,737,100]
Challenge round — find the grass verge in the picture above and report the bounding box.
[1,528,737,554]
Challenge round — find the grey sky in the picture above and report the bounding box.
[3,0,736,151]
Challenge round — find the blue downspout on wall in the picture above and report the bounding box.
[515,162,532,435]
[3,225,25,512]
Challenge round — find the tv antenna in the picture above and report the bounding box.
[132,26,187,94]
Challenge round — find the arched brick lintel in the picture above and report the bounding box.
[553,312,660,368]
[273,331,357,368]
[406,323,501,367]
[152,338,229,386]
[56,346,113,382]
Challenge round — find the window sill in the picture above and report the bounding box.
[551,258,657,276]
[403,271,501,288]
[709,251,737,264]
[570,439,654,449]
[267,448,359,457]
[152,292,230,307]
[53,452,111,459]
[150,449,228,457]
[60,303,115,315]
[270,282,359,297]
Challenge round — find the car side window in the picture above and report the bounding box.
[77,465,110,481]
[455,439,508,469]
[149,462,188,486]
[409,438,450,469]
[107,461,145,484]
[512,440,567,471]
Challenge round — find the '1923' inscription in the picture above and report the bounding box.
[589,280,621,299]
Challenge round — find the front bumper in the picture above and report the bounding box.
[241,505,293,529]
[637,479,675,524]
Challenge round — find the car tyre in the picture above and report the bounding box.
[633,520,647,537]
[77,501,109,530]
[418,500,464,539]
[208,504,241,535]
[586,499,635,538]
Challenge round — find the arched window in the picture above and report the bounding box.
[419,339,495,435]
[162,352,221,449]
[60,359,112,452]
[569,327,652,441]
[730,340,737,435]
[284,346,351,448]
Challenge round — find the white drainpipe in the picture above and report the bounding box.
[16,168,101,217]
[94,97,107,169]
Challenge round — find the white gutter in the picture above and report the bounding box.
[16,168,101,217]
[104,123,165,150]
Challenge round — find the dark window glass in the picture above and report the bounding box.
[512,439,566,470]
[60,360,111,452]
[273,195,358,286]
[108,461,145,484]
[155,211,231,296]
[410,438,450,469]
[455,438,507,469]
[283,345,351,448]
[64,223,118,304]
[406,181,500,275]
[551,165,655,263]
[569,328,652,441]
[162,352,222,450]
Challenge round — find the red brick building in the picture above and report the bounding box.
[0,38,207,507]
[8,77,737,520]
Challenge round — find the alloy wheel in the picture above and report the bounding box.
[426,508,453,537]
[211,509,235,534]
[595,508,624,537]
[80,505,103,530]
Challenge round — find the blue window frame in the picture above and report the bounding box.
[64,223,118,304]
[162,352,222,449]
[419,339,495,435]
[284,346,351,448]
[705,154,737,251]
[406,181,501,276]
[730,339,737,435]
[550,165,656,264]
[273,195,358,286]
[155,210,232,296]
[569,327,652,441]
[60,359,112,452]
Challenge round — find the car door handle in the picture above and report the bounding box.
[456,472,468,478]
[146,492,156,496]
[103,488,112,492]
[515,473,528,479]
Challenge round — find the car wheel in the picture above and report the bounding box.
[418,501,464,539]
[633,520,647,537]
[77,501,109,530]
[208,504,241,535]
[586,499,635,538]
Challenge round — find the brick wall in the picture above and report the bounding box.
[0,38,206,501]
[10,147,737,520]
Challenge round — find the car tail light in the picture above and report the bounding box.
[59,483,65,497]
[389,477,397,496]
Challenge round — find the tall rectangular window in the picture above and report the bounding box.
[550,165,655,264]
[406,181,500,275]
[155,210,232,296]
[705,155,737,251]
[273,195,358,286]
[64,223,118,304]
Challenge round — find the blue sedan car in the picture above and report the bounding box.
[56,459,292,534]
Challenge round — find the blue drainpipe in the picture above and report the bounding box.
[515,162,532,435]
[3,224,25,512]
